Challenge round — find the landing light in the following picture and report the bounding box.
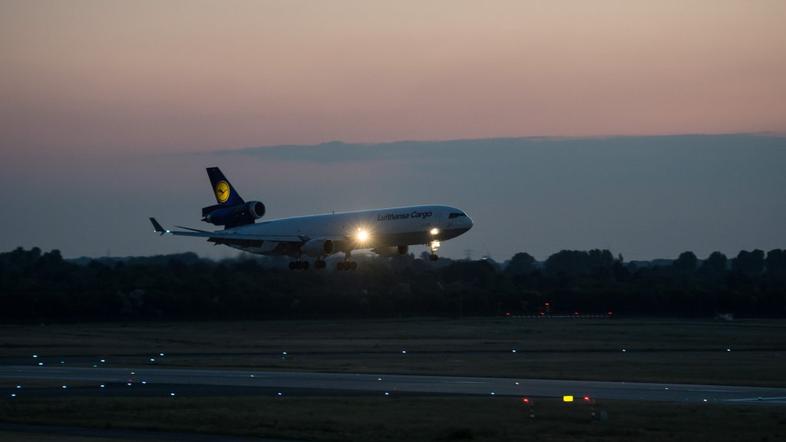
[355,228,370,243]
[430,227,440,236]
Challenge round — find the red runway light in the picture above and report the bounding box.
[583,396,591,401]
[521,397,529,404]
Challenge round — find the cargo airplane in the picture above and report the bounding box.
[150,167,473,270]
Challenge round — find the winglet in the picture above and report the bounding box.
[149,217,167,235]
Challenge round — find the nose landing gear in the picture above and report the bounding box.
[428,240,441,261]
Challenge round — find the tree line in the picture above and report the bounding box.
[1,247,785,322]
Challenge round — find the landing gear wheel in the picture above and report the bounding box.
[336,261,357,271]
[428,240,441,262]
[289,261,309,270]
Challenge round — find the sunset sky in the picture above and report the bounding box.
[1,1,785,260]
[3,0,785,154]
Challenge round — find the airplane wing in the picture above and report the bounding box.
[149,218,305,243]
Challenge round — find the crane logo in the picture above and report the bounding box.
[215,180,230,203]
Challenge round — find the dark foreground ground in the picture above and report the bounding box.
[1,318,785,441]
[1,396,785,442]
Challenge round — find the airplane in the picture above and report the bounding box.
[150,167,473,270]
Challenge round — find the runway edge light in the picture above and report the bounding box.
[562,395,574,403]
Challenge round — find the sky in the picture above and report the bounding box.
[1,1,785,260]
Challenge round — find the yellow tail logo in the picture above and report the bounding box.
[214,180,230,203]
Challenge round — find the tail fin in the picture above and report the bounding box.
[206,167,244,206]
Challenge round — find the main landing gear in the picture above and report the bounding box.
[337,261,358,271]
[289,259,327,270]
[289,260,309,270]
[289,252,357,271]
[336,251,357,271]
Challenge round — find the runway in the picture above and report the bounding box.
[2,365,785,405]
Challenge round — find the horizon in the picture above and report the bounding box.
[1,1,784,262]
[3,133,785,262]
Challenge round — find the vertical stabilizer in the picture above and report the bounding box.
[206,167,245,206]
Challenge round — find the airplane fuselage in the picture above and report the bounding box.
[224,204,473,256]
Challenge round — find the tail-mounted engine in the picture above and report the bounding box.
[202,201,265,228]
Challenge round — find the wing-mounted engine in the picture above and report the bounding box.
[301,238,335,257]
[372,245,409,256]
[202,201,266,228]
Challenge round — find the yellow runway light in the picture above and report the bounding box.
[562,395,574,403]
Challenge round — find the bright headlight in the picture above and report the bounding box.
[429,228,440,236]
[356,228,370,243]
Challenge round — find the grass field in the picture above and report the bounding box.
[2,318,785,386]
[2,395,785,442]
[2,318,786,440]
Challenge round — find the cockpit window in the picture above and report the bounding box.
[449,212,466,219]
